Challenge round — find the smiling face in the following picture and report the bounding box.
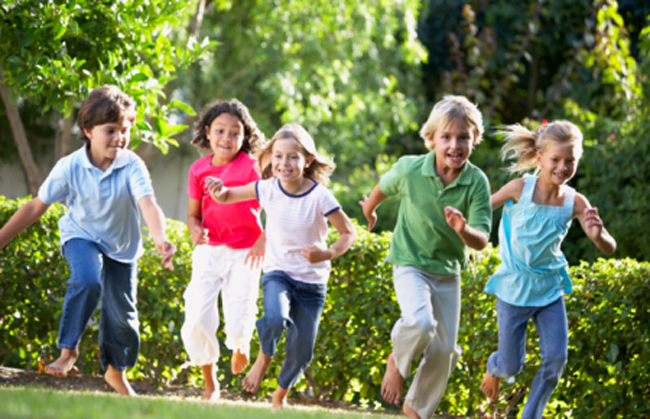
[271,137,314,189]
[84,120,132,171]
[537,141,579,186]
[206,112,245,166]
[428,118,474,178]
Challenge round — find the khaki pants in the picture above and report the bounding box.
[391,266,462,419]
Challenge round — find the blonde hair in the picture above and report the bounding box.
[499,120,584,173]
[257,123,336,185]
[419,95,484,149]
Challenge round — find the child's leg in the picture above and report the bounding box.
[200,363,220,401]
[521,297,568,419]
[384,266,439,406]
[401,270,461,419]
[221,247,261,374]
[104,364,137,396]
[180,246,225,398]
[274,279,326,407]
[482,298,534,402]
[98,254,139,395]
[47,239,103,376]
[243,271,292,393]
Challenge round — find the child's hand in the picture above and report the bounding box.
[157,239,176,271]
[301,244,331,263]
[359,195,378,231]
[190,225,209,245]
[583,207,604,239]
[205,176,226,203]
[444,206,467,234]
[245,234,266,269]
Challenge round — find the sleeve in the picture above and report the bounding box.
[255,178,268,206]
[186,161,203,200]
[466,170,492,236]
[38,158,70,205]
[128,156,155,202]
[378,158,405,197]
[320,187,342,217]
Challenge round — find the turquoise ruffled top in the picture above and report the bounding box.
[485,174,575,307]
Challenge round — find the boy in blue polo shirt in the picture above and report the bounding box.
[360,95,491,419]
[0,85,175,396]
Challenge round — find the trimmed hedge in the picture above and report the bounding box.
[1,196,648,417]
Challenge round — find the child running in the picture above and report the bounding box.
[360,95,492,419]
[180,99,266,401]
[0,85,176,396]
[480,121,616,418]
[206,123,357,407]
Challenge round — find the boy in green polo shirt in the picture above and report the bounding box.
[360,95,491,419]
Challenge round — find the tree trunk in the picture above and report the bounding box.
[60,113,75,158]
[0,63,42,195]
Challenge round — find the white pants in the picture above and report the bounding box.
[181,245,261,366]
[392,266,462,419]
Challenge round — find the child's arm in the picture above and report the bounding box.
[245,231,266,269]
[301,210,357,263]
[444,207,489,251]
[0,198,51,249]
[491,178,525,210]
[187,198,209,245]
[574,193,616,255]
[359,184,389,231]
[206,176,257,204]
[139,195,176,270]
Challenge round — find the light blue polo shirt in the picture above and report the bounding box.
[379,151,492,274]
[38,145,154,263]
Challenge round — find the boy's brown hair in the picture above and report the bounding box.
[77,85,136,142]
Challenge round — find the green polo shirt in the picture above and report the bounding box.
[379,151,491,274]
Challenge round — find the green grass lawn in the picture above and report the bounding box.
[0,386,397,419]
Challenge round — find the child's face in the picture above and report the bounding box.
[536,141,579,186]
[206,112,244,166]
[271,137,313,185]
[428,118,474,175]
[84,120,132,170]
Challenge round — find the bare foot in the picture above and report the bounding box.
[242,352,272,393]
[201,364,220,401]
[381,353,404,405]
[231,348,249,375]
[403,401,420,419]
[104,364,137,396]
[44,348,78,377]
[480,370,501,403]
[272,386,289,408]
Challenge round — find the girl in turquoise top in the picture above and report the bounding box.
[480,121,616,419]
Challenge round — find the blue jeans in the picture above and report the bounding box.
[256,270,327,389]
[487,297,568,419]
[60,239,139,371]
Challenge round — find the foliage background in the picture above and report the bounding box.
[1,198,648,418]
[2,0,650,263]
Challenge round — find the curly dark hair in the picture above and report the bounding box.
[191,99,265,155]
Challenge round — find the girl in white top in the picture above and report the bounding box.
[206,123,357,407]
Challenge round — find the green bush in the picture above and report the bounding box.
[1,196,648,417]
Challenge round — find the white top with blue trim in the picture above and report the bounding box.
[256,177,341,284]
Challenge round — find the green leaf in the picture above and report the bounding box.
[169,100,196,116]
[53,24,67,40]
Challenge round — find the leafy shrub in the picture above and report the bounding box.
[1,196,648,417]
